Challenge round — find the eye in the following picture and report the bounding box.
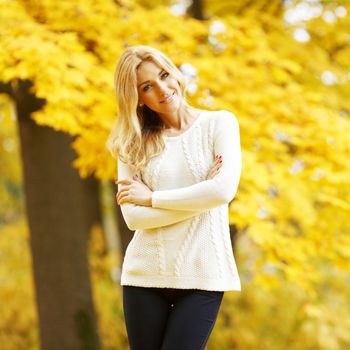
[161,72,169,79]
[142,84,151,92]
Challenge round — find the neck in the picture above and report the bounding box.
[160,104,196,131]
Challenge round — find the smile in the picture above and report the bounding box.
[160,91,175,104]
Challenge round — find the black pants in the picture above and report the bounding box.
[122,285,224,350]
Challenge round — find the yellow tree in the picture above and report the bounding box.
[0,95,23,222]
[1,0,349,322]
[1,1,350,349]
[200,0,350,292]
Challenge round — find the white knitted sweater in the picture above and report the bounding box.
[117,109,242,291]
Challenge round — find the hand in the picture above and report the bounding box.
[115,172,153,207]
[206,155,223,180]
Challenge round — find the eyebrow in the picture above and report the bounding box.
[138,69,165,88]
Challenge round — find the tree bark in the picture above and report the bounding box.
[83,176,107,256]
[2,80,101,350]
[188,0,206,20]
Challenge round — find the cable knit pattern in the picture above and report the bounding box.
[208,117,215,157]
[182,136,199,183]
[155,228,166,275]
[220,205,236,277]
[174,215,201,276]
[210,207,224,279]
[118,109,242,291]
[150,142,168,189]
[149,144,168,275]
[195,124,207,181]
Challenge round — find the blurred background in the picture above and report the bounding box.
[1,0,350,349]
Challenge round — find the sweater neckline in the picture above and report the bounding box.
[162,110,206,141]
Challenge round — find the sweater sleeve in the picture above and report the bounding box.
[117,158,203,231]
[151,111,242,211]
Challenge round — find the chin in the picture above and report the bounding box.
[162,102,180,112]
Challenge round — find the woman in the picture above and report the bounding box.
[106,45,242,350]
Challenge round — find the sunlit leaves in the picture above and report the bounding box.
[1,0,350,296]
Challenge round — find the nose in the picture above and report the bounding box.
[156,80,170,95]
[159,88,173,100]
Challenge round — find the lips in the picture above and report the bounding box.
[160,91,175,104]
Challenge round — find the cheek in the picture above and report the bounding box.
[173,80,182,93]
[175,84,182,97]
[141,92,159,106]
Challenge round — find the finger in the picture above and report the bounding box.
[118,191,131,204]
[116,187,129,201]
[115,185,130,200]
[115,179,131,185]
[116,191,129,204]
[115,180,132,186]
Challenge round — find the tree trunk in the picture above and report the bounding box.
[188,0,206,20]
[4,80,101,350]
[83,176,107,256]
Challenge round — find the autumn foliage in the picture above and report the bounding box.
[1,0,350,349]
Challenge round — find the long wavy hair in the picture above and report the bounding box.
[106,45,192,172]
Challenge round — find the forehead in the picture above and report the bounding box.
[136,60,163,81]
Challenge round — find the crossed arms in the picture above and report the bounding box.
[117,111,242,230]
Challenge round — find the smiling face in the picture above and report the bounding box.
[136,60,182,114]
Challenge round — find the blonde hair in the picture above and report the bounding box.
[106,45,192,172]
